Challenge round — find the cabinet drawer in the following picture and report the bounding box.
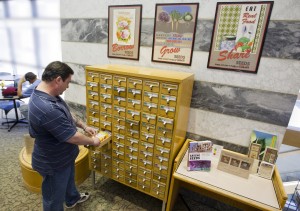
[126,119,140,131]
[152,181,166,193]
[100,103,112,114]
[86,81,98,92]
[100,120,111,131]
[100,74,112,84]
[113,133,125,144]
[155,146,170,159]
[139,141,154,153]
[100,112,112,122]
[141,122,156,134]
[100,93,112,104]
[113,96,126,107]
[125,145,139,157]
[128,88,142,100]
[113,124,126,135]
[87,90,99,101]
[154,154,169,167]
[101,142,111,154]
[90,161,101,171]
[112,172,125,183]
[138,183,150,193]
[88,116,99,127]
[160,94,177,107]
[113,115,125,126]
[112,141,125,152]
[101,168,111,177]
[151,189,165,199]
[113,105,126,117]
[87,72,99,82]
[126,129,139,139]
[138,167,152,178]
[112,166,125,176]
[141,113,156,125]
[113,75,127,87]
[88,100,99,110]
[153,172,167,184]
[127,98,141,110]
[113,86,126,98]
[141,131,155,143]
[139,150,153,161]
[138,176,151,187]
[157,127,173,139]
[143,102,158,114]
[101,153,111,162]
[125,177,137,188]
[100,84,112,94]
[101,161,111,169]
[156,136,172,148]
[128,78,143,89]
[112,149,125,160]
[161,83,178,96]
[157,117,174,130]
[112,158,124,169]
[125,137,139,148]
[125,162,138,173]
[125,153,138,165]
[158,105,176,119]
[90,151,101,159]
[153,163,168,175]
[126,109,141,121]
[125,170,137,180]
[88,109,99,118]
[139,158,152,170]
[144,81,159,92]
[143,91,159,103]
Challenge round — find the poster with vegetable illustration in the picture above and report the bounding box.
[207,2,273,73]
[108,5,142,60]
[152,3,199,66]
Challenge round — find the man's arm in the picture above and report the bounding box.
[67,131,100,146]
[17,76,26,97]
[72,113,97,136]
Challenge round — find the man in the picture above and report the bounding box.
[17,72,41,119]
[28,61,100,211]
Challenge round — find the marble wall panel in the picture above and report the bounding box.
[191,81,297,126]
[67,63,86,86]
[61,18,300,60]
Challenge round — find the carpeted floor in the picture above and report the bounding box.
[0,120,225,211]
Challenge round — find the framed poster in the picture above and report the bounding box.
[108,5,142,60]
[207,2,274,73]
[152,3,199,66]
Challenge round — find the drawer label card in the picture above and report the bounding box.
[129,78,142,85]
[158,117,173,125]
[159,137,171,144]
[102,103,112,109]
[127,146,138,153]
[142,151,153,158]
[142,142,154,149]
[144,91,158,99]
[156,155,168,162]
[128,99,141,106]
[155,163,168,171]
[115,134,125,140]
[142,132,154,139]
[160,105,175,113]
[129,88,141,95]
[115,125,125,130]
[101,93,111,99]
[101,74,112,80]
[87,82,98,87]
[101,84,112,89]
[161,94,176,102]
[128,110,140,117]
[88,90,98,96]
[144,102,157,109]
[162,84,178,91]
[114,86,126,93]
[145,81,159,88]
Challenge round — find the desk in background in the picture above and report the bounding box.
[0,96,27,131]
[0,74,22,87]
[166,140,287,211]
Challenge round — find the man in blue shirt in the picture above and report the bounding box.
[28,61,100,211]
[17,72,41,120]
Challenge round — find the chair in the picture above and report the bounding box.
[0,100,21,128]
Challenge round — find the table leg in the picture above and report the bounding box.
[166,176,180,211]
[92,170,95,189]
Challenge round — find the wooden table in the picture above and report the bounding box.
[0,96,27,131]
[166,140,287,211]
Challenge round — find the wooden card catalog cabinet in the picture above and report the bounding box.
[85,64,194,206]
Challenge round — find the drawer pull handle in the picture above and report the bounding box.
[165,109,169,114]
[129,173,132,176]
[144,154,148,158]
[143,171,146,174]
[156,191,159,195]
[105,170,108,173]
[117,168,119,171]
[117,119,120,123]
[105,164,108,167]
[130,149,133,153]
[147,127,150,131]
[130,157,133,161]
[93,165,97,169]
[129,180,132,184]
[142,185,145,189]
[158,176,161,180]
[157,184,160,188]
[130,123,133,127]
[93,159,97,162]
[118,80,121,84]
[117,175,119,178]
[144,162,147,166]
[159,159,163,163]
[143,178,146,182]
[130,166,133,170]
[133,82,137,87]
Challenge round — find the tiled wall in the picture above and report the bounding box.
[61,0,300,152]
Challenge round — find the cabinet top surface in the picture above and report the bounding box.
[86,64,194,82]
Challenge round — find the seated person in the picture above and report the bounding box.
[17,72,41,119]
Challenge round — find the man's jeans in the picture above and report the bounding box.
[41,164,80,211]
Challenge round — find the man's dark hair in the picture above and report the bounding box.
[42,61,74,82]
[24,72,37,81]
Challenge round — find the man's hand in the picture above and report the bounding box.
[92,136,100,147]
[85,126,97,136]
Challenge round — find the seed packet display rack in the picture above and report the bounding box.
[85,64,194,209]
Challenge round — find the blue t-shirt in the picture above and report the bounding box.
[28,89,79,175]
[22,79,41,98]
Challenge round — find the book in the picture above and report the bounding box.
[250,130,277,160]
[258,161,275,179]
[187,140,212,171]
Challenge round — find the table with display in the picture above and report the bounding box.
[0,95,27,131]
[0,74,21,87]
[166,140,287,211]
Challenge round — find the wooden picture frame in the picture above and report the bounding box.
[108,5,142,60]
[207,2,274,73]
[151,3,199,66]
